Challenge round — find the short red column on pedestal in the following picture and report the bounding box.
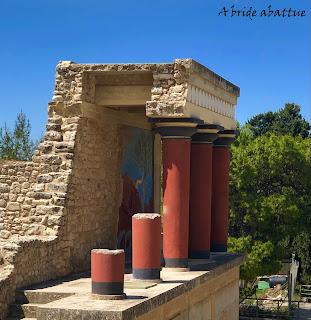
[91,249,125,298]
[132,213,161,280]
[189,125,222,259]
[211,130,236,252]
[153,118,199,269]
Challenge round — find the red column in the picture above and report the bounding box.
[211,131,236,252]
[91,249,125,298]
[154,119,198,269]
[132,213,161,280]
[162,138,191,268]
[189,125,221,259]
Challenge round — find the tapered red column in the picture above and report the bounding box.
[211,130,236,252]
[162,138,191,267]
[189,125,222,259]
[153,118,199,269]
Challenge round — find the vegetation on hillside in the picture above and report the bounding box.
[229,104,311,283]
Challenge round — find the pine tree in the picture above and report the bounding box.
[0,125,15,159]
[247,103,310,139]
[0,111,35,161]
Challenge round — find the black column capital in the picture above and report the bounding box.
[149,117,203,138]
[213,130,239,147]
[192,124,224,143]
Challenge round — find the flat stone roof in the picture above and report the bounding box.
[53,58,239,129]
[58,58,240,97]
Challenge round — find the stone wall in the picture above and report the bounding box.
[0,100,130,318]
[0,107,78,318]
[147,59,190,117]
[64,115,122,271]
[0,236,70,319]
[0,110,78,241]
[0,160,39,239]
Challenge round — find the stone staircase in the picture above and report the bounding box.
[7,289,72,320]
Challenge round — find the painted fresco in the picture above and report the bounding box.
[117,126,154,265]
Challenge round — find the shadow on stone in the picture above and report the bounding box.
[125,295,148,300]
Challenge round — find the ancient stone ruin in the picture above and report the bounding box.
[0,59,243,320]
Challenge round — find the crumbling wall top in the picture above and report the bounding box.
[51,59,239,129]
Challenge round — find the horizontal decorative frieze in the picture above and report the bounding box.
[187,85,235,119]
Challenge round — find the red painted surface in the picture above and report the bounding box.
[132,215,161,269]
[211,147,230,249]
[162,139,191,260]
[118,175,142,235]
[91,250,125,282]
[189,143,213,253]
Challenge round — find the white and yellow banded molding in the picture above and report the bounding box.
[186,85,235,119]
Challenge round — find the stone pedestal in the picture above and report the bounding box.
[211,131,236,252]
[189,125,222,259]
[132,213,162,281]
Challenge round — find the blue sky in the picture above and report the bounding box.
[0,0,310,139]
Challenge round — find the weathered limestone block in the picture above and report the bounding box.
[37,174,53,183]
[33,192,52,200]
[45,131,63,141]
[6,203,21,211]
[46,123,62,132]
[8,194,17,202]
[16,196,25,203]
[0,230,11,239]
[0,200,6,208]
[46,183,67,193]
[34,184,45,192]
[22,182,30,189]
[0,183,10,193]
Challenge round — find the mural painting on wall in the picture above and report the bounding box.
[117,126,154,265]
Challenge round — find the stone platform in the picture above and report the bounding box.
[8,253,244,320]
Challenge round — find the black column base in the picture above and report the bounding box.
[211,244,227,252]
[133,268,161,280]
[92,281,124,295]
[164,258,188,268]
[189,250,210,259]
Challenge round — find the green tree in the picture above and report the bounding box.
[0,125,15,159]
[247,103,310,139]
[229,133,311,282]
[292,232,311,283]
[0,111,35,161]
[228,236,281,282]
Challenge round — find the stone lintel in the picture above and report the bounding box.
[48,102,152,131]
